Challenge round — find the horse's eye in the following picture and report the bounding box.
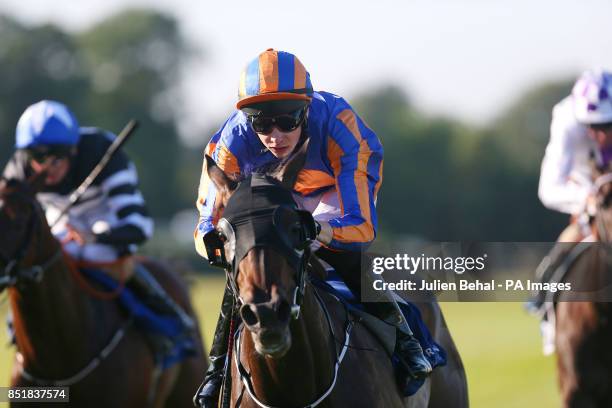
[290,223,303,244]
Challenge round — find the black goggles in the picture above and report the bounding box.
[248,107,307,135]
[588,122,612,131]
[25,146,73,163]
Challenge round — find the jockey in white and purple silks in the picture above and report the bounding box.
[530,69,612,314]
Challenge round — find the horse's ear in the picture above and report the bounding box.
[27,171,47,194]
[278,137,309,190]
[205,155,237,193]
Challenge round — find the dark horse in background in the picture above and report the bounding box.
[554,167,612,408]
[0,176,207,407]
[204,140,468,408]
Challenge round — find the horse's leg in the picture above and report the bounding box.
[151,366,180,408]
[555,302,592,407]
[413,301,469,408]
[137,257,208,407]
[556,301,612,407]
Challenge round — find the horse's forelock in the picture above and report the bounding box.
[0,178,34,202]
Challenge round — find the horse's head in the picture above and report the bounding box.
[204,141,317,358]
[0,175,50,289]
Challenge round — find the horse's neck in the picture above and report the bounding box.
[9,240,106,377]
[240,283,337,405]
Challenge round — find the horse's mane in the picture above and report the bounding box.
[0,178,35,200]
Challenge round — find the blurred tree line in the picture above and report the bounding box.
[0,9,204,219]
[352,82,571,241]
[0,9,571,248]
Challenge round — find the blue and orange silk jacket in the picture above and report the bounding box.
[194,91,383,255]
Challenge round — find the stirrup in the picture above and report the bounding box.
[194,355,226,408]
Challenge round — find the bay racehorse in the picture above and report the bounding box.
[0,176,207,407]
[554,167,612,408]
[204,140,468,408]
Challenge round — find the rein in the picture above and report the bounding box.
[0,184,131,386]
[0,248,63,288]
[233,282,353,408]
[0,194,62,288]
[207,172,348,407]
[219,217,353,407]
[18,317,133,386]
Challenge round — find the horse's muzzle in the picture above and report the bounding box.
[240,300,292,358]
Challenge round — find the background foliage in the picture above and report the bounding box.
[0,9,574,407]
[0,10,572,245]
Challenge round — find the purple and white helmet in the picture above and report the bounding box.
[572,68,612,125]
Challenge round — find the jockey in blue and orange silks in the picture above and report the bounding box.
[193,49,432,408]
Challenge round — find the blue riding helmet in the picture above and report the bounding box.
[15,100,80,149]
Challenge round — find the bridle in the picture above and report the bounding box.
[203,174,354,408]
[0,185,63,289]
[593,172,612,243]
[0,181,129,387]
[203,174,318,319]
[233,286,353,408]
[215,208,354,408]
[205,205,314,320]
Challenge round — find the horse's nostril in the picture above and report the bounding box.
[240,304,259,326]
[277,300,291,323]
[259,330,283,345]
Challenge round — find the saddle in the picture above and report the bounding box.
[77,262,196,369]
[307,255,446,396]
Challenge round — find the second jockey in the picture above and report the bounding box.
[2,100,194,338]
[531,68,612,310]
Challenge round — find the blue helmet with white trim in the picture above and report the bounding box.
[15,100,80,149]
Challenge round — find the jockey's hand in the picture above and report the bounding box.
[316,221,333,245]
[63,223,96,245]
[586,193,598,216]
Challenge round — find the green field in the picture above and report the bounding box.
[440,302,560,407]
[0,275,560,407]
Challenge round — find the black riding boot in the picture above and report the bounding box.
[193,286,234,408]
[370,300,433,379]
[315,248,432,379]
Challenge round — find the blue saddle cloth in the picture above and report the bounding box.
[80,267,196,370]
[313,269,447,396]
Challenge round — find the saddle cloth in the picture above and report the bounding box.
[78,267,196,370]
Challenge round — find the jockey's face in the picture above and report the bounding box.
[29,156,71,186]
[256,125,302,159]
[587,122,612,148]
[245,101,308,159]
